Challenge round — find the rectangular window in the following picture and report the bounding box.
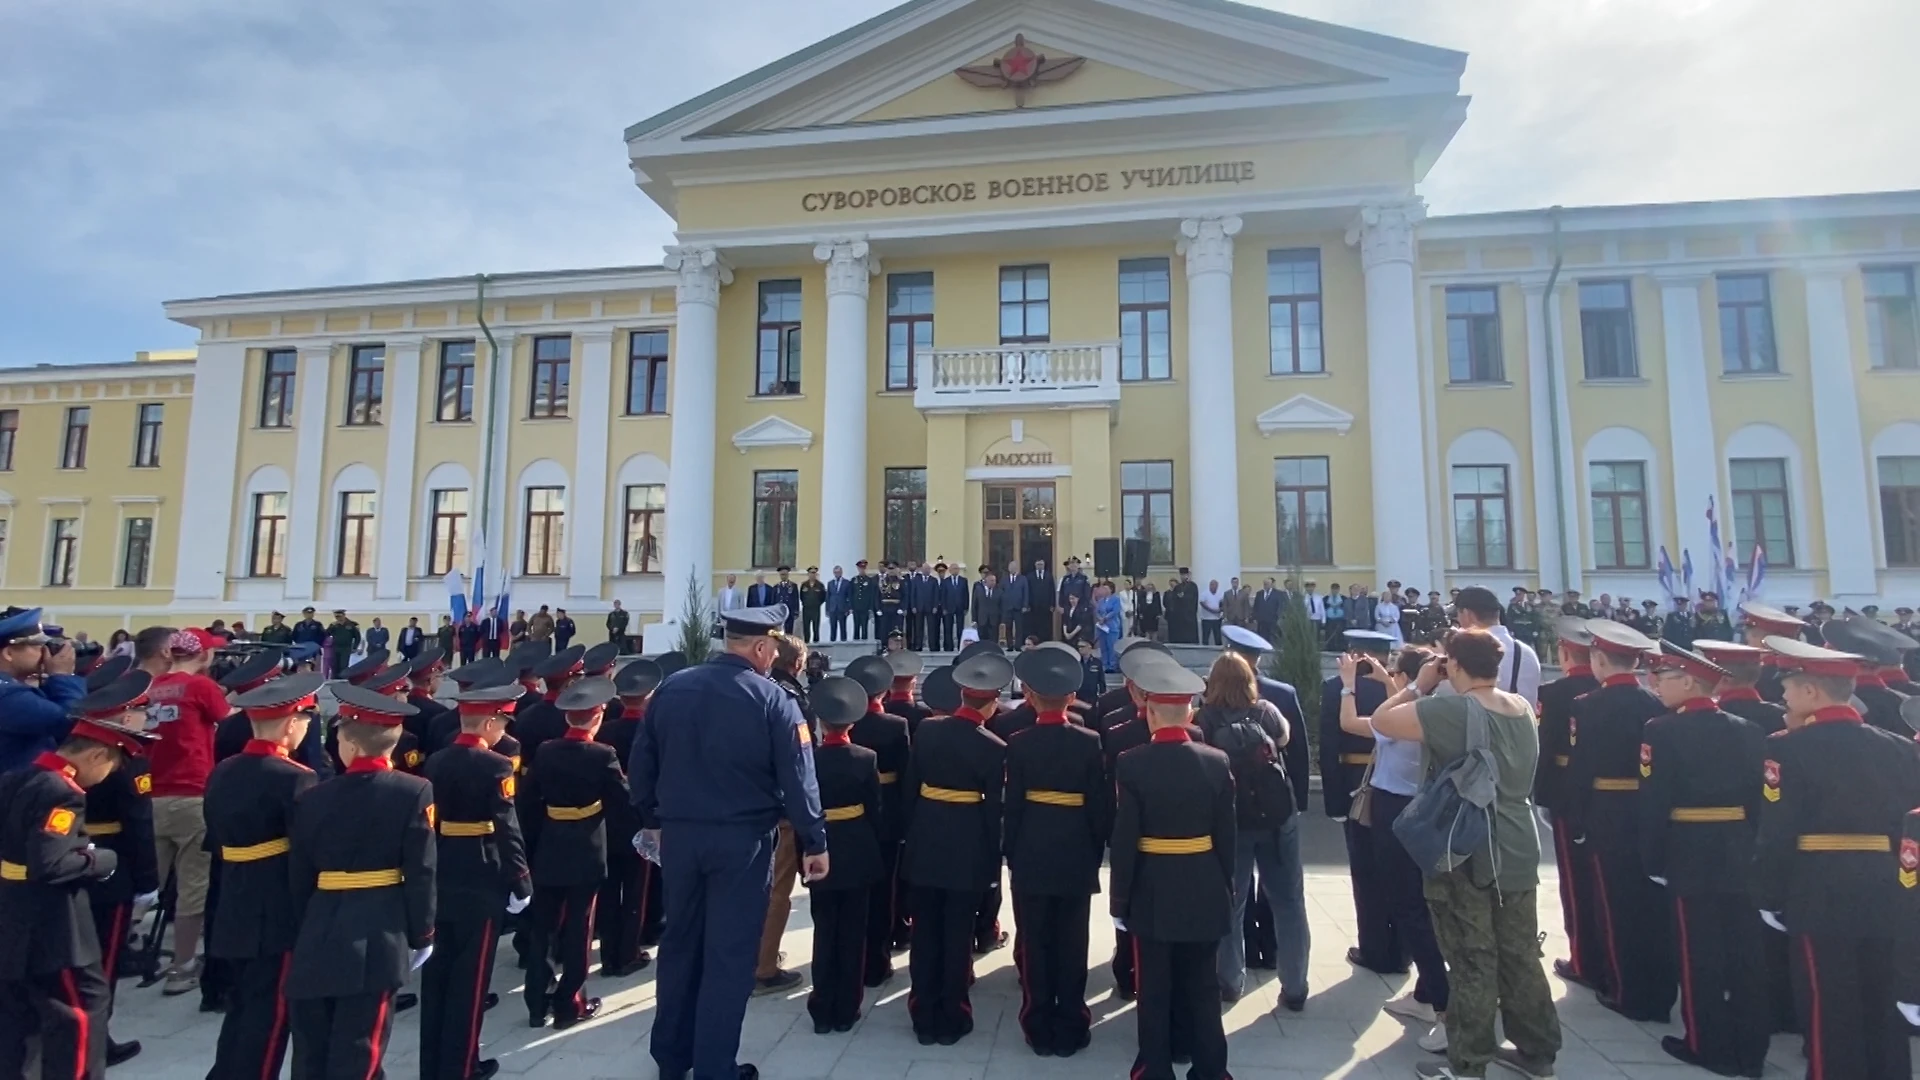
[0,409,16,470]
[522,487,566,576]
[1118,259,1172,381]
[886,273,934,390]
[1880,456,1920,567]
[345,345,385,425]
[1716,273,1777,373]
[335,491,376,577]
[883,468,927,566]
[60,407,89,469]
[1589,461,1650,570]
[1451,465,1512,569]
[1267,249,1324,375]
[626,330,670,415]
[120,516,153,588]
[1865,266,1919,370]
[437,341,475,421]
[1445,286,1504,382]
[1729,458,1795,567]
[756,280,804,396]
[1579,280,1639,379]
[622,484,665,574]
[1273,456,1332,565]
[249,492,288,578]
[529,336,571,419]
[48,518,78,587]
[259,349,297,428]
[0,519,8,579]
[1120,460,1175,565]
[132,403,163,467]
[998,265,1050,344]
[752,470,800,569]
[428,488,468,577]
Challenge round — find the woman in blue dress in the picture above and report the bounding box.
[1093,582,1124,671]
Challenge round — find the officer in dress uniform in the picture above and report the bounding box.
[843,655,910,987]
[1737,602,1807,704]
[418,680,530,1080]
[1320,628,1404,975]
[596,656,662,978]
[1534,618,1605,991]
[1755,636,1920,1080]
[1109,649,1235,1080]
[801,677,885,1034]
[0,706,153,1080]
[900,649,1010,1046]
[1003,643,1110,1057]
[773,568,803,636]
[285,683,433,1080]
[74,673,158,1067]
[1823,615,1918,736]
[630,606,824,1080]
[1637,642,1771,1077]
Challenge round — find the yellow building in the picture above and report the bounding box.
[16,0,1920,639]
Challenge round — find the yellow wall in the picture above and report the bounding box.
[1430,282,1537,569]
[854,47,1200,124]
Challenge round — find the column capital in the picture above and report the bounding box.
[663,244,734,307]
[1176,215,1242,277]
[1346,200,1426,271]
[813,238,880,298]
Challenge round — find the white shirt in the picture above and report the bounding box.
[1306,594,1325,623]
[719,587,744,612]
[1200,588,1223,618]
[1375,601,1403,647]
[1435,624,1542,707]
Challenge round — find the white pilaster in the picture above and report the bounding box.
[376,336,423,600]
[283,342,334,601]
[1524,281,1581,594]
[1803,265,1877,598]
[1347,202,1435,585]
[659,245,731,624]
[569,328,615,600]
[476,330,517,584]
[173,341,247,601]
[1656,274,1720,583]
[814,239,879,574]
[1177,215,1243,580]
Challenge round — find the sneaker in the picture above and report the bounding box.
[1414,1063,1478,1079]
[1491,1046,1556,1080]
[162,959,202,996]
[1385,995,1438,1024]
[1418,1024,1449,1053]
[753,970,803,995]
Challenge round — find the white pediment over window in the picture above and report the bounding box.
[732,416,816,453]
[1255,394,1354,436]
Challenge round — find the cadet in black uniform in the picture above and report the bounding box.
[596,655,660,978]
[1110,649,1235,1080]
[1696,641,1789,735]
[1637,643,1770,1077]
[368,660,431,776]
[73,674,158,1067]
[435,659,509,753]
[802,677,885,1034]
[880,650,929,951]
[419,680,530,1080]
[1099,648,1168,1000]
[900,650,1010,1046]
[1755,636,1920,1080]
[0,700,153,1080]
[1737,602,1806,704]
[843,655,910,987]
[1003,643,1109,1057]
[1535,618,1604,991]
[404,646,451,750]
[1824,615,1916,736]
[285,683,433,1080]
[1320,628,1404,976]
[1898,798,1920,1032]
[882,650,930,734]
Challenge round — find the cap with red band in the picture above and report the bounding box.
[69,671,153,722]
[1739,602,1805,635]
[232,672,324,721]
[1648,641,1728,683]
[330,681,419,727]
[454,680,521,716]
[1761,635,1866,677]
[1587,619,1658,660]
[1693,640,1769,664]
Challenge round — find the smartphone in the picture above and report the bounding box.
[1355,658,1376,677]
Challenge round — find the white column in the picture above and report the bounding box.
[1656,273,1720,580]
[569,328,615,600]
[283,342,334,601]
[174,341,246,601]
[376,336,423,600]
[1524,281,1581,594]
[1177,215,1243,580]
[475,330,517,585]
[659,246,731,627]
[814,239,879,573]
[1347,202,1435,584]
[1803,264,1877,598]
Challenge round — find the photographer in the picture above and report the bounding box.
[0,606,88,773]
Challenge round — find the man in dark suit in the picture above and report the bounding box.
[908,564,937,652]
[825,566,853,643]
[745,572,774,609]
[1000,562,1028,649]
[1025,560,1054,644]
[972,570,1003,645]
[1253,579,1283,645]
[397,618,425,661]
[937,563,969,651]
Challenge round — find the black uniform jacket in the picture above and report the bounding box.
[1320,675,1385,819]
[407,692,450,750]
[1092,686,1133,732]
[1637,701,1767,895]
[1004,717,1109,896]
[204,743,317,958]
[1564,677,1666,849]
[899,711,1006,892]
[884,695,930,739]
[0,756,114,976]
[286,760,436,999]
[596,699,644,858]
[1716,690,1787,736]
[1109,732,1235,943]
[511,697,568,776]
[83,760,157,904]
[1533,668,1597,812]
[524,730,627,889]
[1855,681,1912,738]
[1898,810,1920,1004]
[423,736,530,911]
[849,707,910,846]
[808,740,884,893]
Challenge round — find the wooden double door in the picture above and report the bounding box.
[983,482,1055,577]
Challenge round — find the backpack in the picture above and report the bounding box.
[1392,695,1498,878]
[1205,705,1295,830]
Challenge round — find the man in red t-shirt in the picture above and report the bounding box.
[144,627,230,994]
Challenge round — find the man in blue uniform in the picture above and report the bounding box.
[1320,628,1404,976]
[0,607,87,774]
[630,606,826,1080]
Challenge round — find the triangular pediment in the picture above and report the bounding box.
[732,415,816,452]
[1255,394,1354,436]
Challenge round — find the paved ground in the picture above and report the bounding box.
[107,817,1914,1079]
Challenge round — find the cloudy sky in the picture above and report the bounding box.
[3,0,1916,366]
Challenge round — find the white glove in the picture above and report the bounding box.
[1112,918,1127,932]
[132,890,160,910]
[1571,834,1586,845]
[410,946,433,971]
[1649,876,1667,887]
[1760,910,1786,933]
[1898,1002,1920,1027]
[505,893,530,916]
[1534,806,1553,829]
[1331,816,1348,825]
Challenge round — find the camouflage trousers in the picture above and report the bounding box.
[1424,871,1562,1077]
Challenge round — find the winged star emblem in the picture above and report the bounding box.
[954,35,1086,107]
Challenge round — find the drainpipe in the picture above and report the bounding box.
[1541,208,1570,590]
[475,275,502,579]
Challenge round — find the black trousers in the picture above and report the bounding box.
[87,898,130,1020]
[943,614,964,651]
[852,610,870,641]
[864,843,902,986]
[1551,817,1610,993]
[527,882,598,1022]
[419,913,497,1080]
[210,953,294,1080]
[802,609,821,642]
[1133,938,1228,1080]
[1792,933,1910,1080]
[1027,608,1053,644]
[1590,846,1675,1019]
[907,887,977,1040]
[974,876,1003,949]
[1670,894,1769,1078]
[598,848,656,972]
[830,612,848,642]
[1241,871,1276,969]
[290,990,395,1080]
[1112,927,1136,997]
[1372,790,1450,1010]
[0,964,109,1080]
[1344,818,1404,972]
[890,848,913,950]
[806,888,869,1029]
[1011,891,1091,1053]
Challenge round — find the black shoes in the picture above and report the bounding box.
[1345,947,1409,976]
[753,970,803,995]
[553,998,603,1030]
[1281,992,1308,1013]
[394,992,418,1012]
[106,1040,142,1067]
[470,1060,500,1080]
[605,954,653,978]
[1553,959,1601,990]
[972,931,1009,956]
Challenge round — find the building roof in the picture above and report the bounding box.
[1423,188,1920,239]
[166,264,667,308]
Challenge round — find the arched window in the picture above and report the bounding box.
[1581,427,1662,571]
[615,454,669,575]
[239,465,292,579]
[1445,429,1524,571]
[419,462,475,576]
[516,459,569,577]
[328,463,381,578]
[1870,421,1920,567]
[1721,424,1805,569]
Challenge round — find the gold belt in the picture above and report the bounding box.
[823,805,865,822]
[920,784,984,804]
[223,837,292,862]
[876,772,898,784]
[1592,778,1641,792]
[1137,836,1213,855]
[86,821,122,836]
[316,869,403,890]
[546,801,602,822]
[0,861,25,881]
[1025,790,1086,807]
[1797,834,1891,853]
[1339,753,1374,766]
[1670,807,1746,823]
[1553,754,1570,767]
[439,821,495,837]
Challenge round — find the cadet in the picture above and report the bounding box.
[843,655,911,987]
[802,677,885,1034]
[523,676,624,1029]
[1695,641,1789,735]
[1320,628,1404,976]
[0,698,153,1080]
[515,643,584,778]
[596,656,661,978]
[1900,795,1920,1031]
[434,659,509,753]
[1109,649,1235,1080]
[75,673,159,1067]
[1737,602,1807,704]
[1003,643,1110,1057]
[215,649,332,773]
[1534,618,1604,990]
[1822,615,1917,737]
[1099,645,1166,999]
[1637,643,1770,1077]
[879,649,929,952]
[414,678,527,1080]
[285,683,434,1080]
[900,649,1011,1046]
[404,646,451,748]
[630,606,825,1080]
[1755,637,1920,1080]
[368,660,431,775]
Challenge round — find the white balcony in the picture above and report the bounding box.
[912,342,1121,413]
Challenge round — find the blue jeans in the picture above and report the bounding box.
[1219,816,1310,998]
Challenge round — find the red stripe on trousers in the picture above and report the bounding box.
[58,968,86,1080]
[464,918,495,1078]
[261,953,291,1080]
[1800,937,1824,1080]
[1674,897,1698,1052]
[1589,851,1624,997]
[363,992,390,1080]
[102,904,127,986]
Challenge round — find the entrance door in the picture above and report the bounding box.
[984,483,1055,577]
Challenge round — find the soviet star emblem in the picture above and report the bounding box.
[954,34,1086,107]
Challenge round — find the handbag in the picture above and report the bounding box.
[1392,696,1498,877]
[1350,756,1379,829]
